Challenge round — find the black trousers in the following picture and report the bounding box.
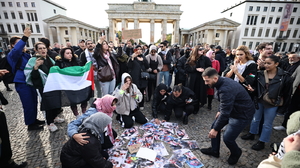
[120,108,147,128]
[0,111,12,166]
[167,104,194,119]
[138,88,146,108]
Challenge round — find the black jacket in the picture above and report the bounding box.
[176,54,188,82]
[47,49,58,60]
[166,86,196,108]
[127,54,149,89]
[55,56,80,69]
[215,50,226,73]
[213,77,255,131]
[60,130,113,168]
[152,84,171,118]
[93,43,122,80]
[158,50,173,71]
[75,48,84,57]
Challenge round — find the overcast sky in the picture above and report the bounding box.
[52,0,241,43]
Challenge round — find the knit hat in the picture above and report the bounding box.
[150,45,157,51]
[286,111,300,135]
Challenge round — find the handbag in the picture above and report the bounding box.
[141,71,150,79]
[262,70,283,106]
[97,65,113,82]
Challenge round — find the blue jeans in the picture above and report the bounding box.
[211,118,250,156]
[100,78,116,96]
[158,71,169,86]
[249,102,278,142]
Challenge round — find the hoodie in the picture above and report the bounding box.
[112,73,143,115]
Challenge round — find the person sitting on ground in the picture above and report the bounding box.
[113,73,147,128]
[165,84,199,125]
[60,113,116,168]
[152,83,171,124]
[67,95,118,151]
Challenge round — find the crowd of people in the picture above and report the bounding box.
[0,27,300,167]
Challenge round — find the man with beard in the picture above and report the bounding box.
[175,47,191,85]
[256,42,273,70]
[74,39,86,56]
[200,68,255,165]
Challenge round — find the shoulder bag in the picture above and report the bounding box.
[262,70,284,106]
[97,65,113,82]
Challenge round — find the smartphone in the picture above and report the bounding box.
[25,23,31,29]
[242,84,248,88]
[187,98,192,103]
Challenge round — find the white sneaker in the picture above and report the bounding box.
[54,117,65,123]
[273,126,286,131]
[140,107,144,110]
[48,123,58,132]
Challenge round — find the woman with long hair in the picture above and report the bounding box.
[241,55,293,151]
[185,46,211,108]
[24,42,64,132]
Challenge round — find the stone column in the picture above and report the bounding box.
[161,19,167,42]
[150,19,155,44]
[105,29,108,41]
[108,19,114,42]
[134,19,139,44]
[195,32,198,45]
[56,26,61,45]
[68,27,72,44]
[213,29,217,45]
[76,27,80,42]
[204,29,208,44]
[172,19,180,44]
[231,30,236,48]
[48,27,53,45]
[199,30,203,43]
[223,30,228,48]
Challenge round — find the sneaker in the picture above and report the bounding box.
[140,107,144,110]
[228,148,242,165]
[241,133,255,140]
[273,126,286,131]
[200,147,220,158]
[48,123,58,132]
[54,117,64,123]
[251,141,265,151]
[28,124,44,131]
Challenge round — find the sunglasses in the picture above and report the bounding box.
[160,46,164,48]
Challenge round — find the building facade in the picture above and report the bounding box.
[0,0,66,49]
[221,0,300,52]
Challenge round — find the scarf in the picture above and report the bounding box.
[78,112,112,144]
[234,60,256,82]
[93,95,117,143]
[104,51,115,78]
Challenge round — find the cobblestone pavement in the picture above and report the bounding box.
[2,83,287,168]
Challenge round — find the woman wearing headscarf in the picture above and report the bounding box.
[145,45,163,101]
[67,95,118,150]
[152,83,171,124]
[60,113,114,168]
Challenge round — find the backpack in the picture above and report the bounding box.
[0,56,22,84]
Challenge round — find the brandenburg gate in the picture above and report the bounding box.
[106,1,183,44]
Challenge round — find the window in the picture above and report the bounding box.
[30,24,33,33]
[16,2,20,7]
[24,2,28,7]
[7,24,12,32]
[251,28,256,37]
[249,6,253,11]
[8,2,12,7]
[4,12,8,19]
[21,24,25,31]
[278,7,283,12]
[293,7,298,12]
[242,41,246,46]
[31,38,35,46]
[247,16,251,25]
[1,2,5,7]
[244,28,249,36]
[264,7,268,12]
[289,43,294,52]
[297,18,300,24]
[258,28,263,37]
[34,13,38,21]
[53,9,56,14]
[14,24,19,33]
[30,13,34,21]
[230,13,232,17]
[11,12,15,19]
[0,24,4,32]
[255,42,260,48]
[65,30,68,35]
[26,41,29,47]
[256,6,260,11]
[286,29,291,38]
[261,16,265,24]
[265,29,270,37]
[272,29,277,37]
[290,18,294,24]
[268,17,273,24]
[27,13,30,21]
[31,2,35,7]
[282,43,287,52]
[249,42,253,50]
[271,7,275,12]
[250,16,254,25]
[275,17,280,24]
[279,31,284,37]
[254,16,258,25]
[293,29,298,38]
[216,33,220,37]
[18,11,23,19]
[35,24,40,33]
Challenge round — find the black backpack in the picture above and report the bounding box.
[0,56,22,84]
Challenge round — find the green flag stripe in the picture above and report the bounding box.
[49,61,92,76]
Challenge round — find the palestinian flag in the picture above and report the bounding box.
[41,61,94,111]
